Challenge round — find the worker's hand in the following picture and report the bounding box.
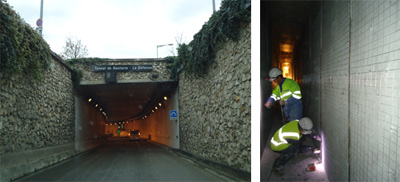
[265,101,272,108]
[279,100,285,106]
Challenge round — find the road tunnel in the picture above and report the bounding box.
[75,80,178,150]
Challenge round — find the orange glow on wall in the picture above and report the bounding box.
[282,62,292,79]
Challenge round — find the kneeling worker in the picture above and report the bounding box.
[270,117,317,175]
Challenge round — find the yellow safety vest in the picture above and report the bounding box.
[270,78,302,102]
[270,120,302,151]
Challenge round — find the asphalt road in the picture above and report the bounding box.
[16,138,228,181]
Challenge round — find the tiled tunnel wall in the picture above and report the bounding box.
[303,1,400,181]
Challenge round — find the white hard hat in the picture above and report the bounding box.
[299,117,313,130]
[268,68,282,81]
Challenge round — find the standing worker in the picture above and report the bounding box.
[265,67,303,122]
[270,117,317,175]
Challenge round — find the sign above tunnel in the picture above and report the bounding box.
[92,65,153,72]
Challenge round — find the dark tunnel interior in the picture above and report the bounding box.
[260,1,321,158]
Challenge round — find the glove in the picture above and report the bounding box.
[265,101,272,108]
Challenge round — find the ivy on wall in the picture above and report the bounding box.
[0,0,51,80]
[65,57,110,66]
[168,0,251,79]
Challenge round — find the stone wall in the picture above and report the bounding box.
[178,24,251,172]
[0,54,75,181]
[69,59,171,83]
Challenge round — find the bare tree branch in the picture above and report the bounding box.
[61,36,88,59]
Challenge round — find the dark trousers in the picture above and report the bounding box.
[273,135,318,168]
[273,144,299,168]
[282,100,303,121]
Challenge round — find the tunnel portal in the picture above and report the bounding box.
[68,58,180,150]
[72,58,177,124]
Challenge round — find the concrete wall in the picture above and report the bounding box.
[74,93,107,152]
[302,1,400,181]
[0,55,75,181]
[123,90,179,148]
[178,24,251,172]
[260,7,273,156]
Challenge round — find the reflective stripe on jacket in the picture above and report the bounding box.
[270,120,302,151]
[270,78,302,102]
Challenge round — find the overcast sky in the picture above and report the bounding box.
[7,0,222,58]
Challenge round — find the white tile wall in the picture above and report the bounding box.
[302,0,400,181]
[320,1,350,181]
[351,0,400,181]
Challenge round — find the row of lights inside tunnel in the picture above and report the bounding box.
[88,96,169,126]
[87,98,108,120]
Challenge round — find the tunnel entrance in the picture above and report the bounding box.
[75,81,178,147]
[77,81,177,123]
[68,58,180,149]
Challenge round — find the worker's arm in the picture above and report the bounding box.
[286,138,301,148]
[265,87,280,108]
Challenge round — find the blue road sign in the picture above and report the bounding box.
[36,19,43,26]
[170,110,177,120]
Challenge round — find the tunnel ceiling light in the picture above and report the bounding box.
[95,104,98,107]
[159,103,162,107]
[155,106,158,110]
[100,108,103,111]
[164,96,168,100]
[280,43,293,53]
[152,110,154,113]
[88,98,92,102]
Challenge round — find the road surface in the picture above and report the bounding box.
[16,138,230,181]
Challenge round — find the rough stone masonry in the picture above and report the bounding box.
[178,23,251,172]
[0,54,75,181]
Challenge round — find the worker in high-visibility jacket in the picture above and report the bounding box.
[270,117,314,175]
[265,67,303,122]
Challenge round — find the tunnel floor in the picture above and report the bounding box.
[15,138,240,181]
[261,113,329,181]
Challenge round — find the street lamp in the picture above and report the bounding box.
[156,44,173,58]
[212,0,215,12]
